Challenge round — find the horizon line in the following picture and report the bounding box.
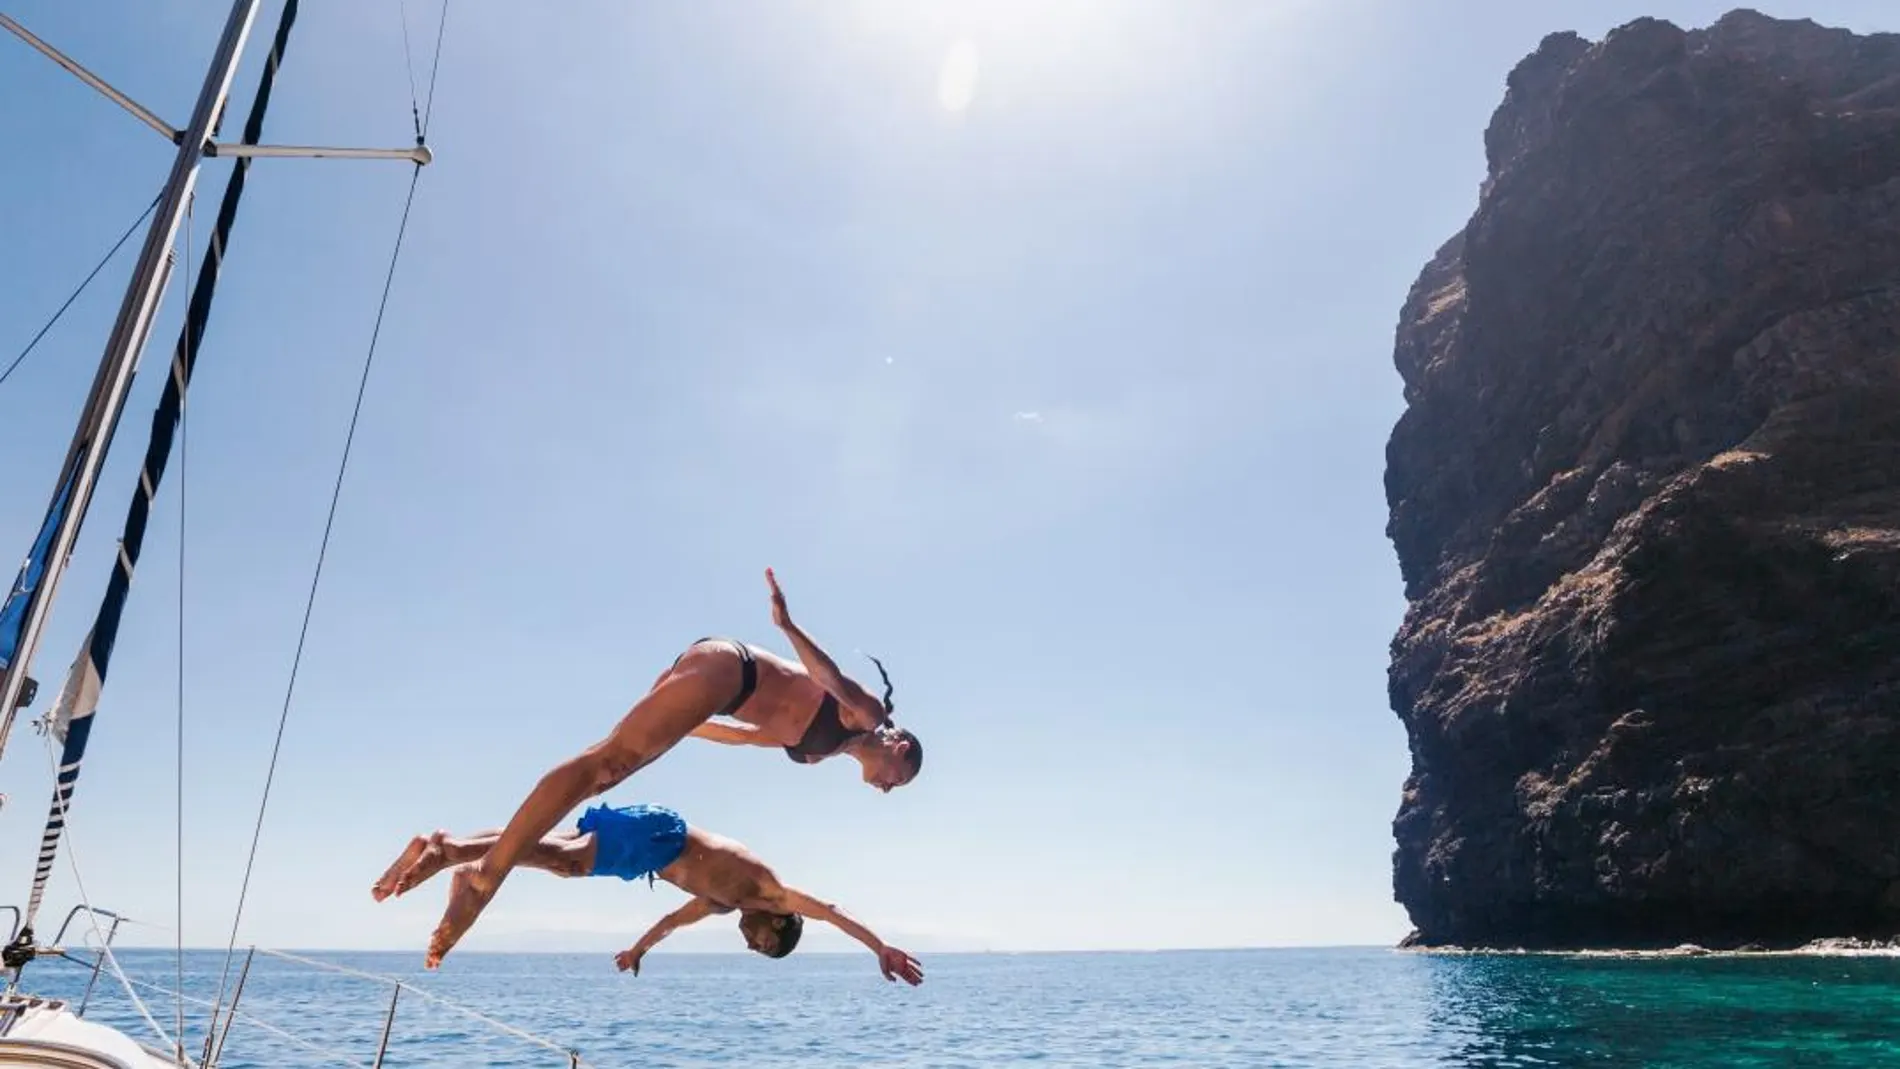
[94,943,1401,956]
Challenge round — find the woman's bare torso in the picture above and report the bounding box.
[709,642,828,747]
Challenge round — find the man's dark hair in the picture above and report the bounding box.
[767,912,804,958]
[896,727,922,778]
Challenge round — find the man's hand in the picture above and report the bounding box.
[765,567,791,629]
[877,945,924,986]
[771,886,920,984]
[618,896,717,977]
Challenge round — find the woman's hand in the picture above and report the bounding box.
[766,567,791,630]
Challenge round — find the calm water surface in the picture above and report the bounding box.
[26,947,1900,1067]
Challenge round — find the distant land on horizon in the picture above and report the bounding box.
[99,934,1387,957]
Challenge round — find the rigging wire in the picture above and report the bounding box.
[208,22,444,1024]
[209,160,426,1055]
[0,195,161,390]
[37,732,177,1056]
[175,190,193,1067]
[205,0,450,1041]
[50,945,589,1069]
[396,0,423,143]
[420,2,451,139]
[397,0,449,143]
[258,948,588,1064]
[48,955,368,1069]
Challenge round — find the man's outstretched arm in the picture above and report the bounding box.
[771,885,924,985]
[615,896,721,974]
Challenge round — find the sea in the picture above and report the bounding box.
[25,946,1900,1067]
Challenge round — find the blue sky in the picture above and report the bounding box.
[0,0,1894,960]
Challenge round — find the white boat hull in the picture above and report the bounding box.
[0,997,178,1069]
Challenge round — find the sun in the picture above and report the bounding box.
[937,38,980,113]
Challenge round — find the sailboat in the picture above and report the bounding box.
[0,2,587,1065]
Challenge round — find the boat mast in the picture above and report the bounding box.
[0,0,263,755]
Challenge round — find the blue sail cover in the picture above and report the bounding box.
[0,465,81,671]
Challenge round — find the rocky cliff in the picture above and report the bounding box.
[1385,9,1900,949]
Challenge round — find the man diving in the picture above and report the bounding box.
[417,568,922,969]
[372,802,925,985]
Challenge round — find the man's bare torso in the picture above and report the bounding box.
[656,824,784,911]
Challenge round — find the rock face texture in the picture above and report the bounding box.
[1385,9,1900,949]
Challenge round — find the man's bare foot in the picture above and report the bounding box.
[371,833,436,903]
[425,864,494,970]
[391,832,452,897]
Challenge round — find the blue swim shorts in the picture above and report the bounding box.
[577,803,688,883]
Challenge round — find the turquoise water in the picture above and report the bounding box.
[25,947,1900,1066]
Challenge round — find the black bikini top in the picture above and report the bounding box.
[781,654,895,765]
[784,694,860,764]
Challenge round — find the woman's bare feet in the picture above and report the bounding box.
[371,834,436,902]
[392,832,454,897]
[425,863,495,970]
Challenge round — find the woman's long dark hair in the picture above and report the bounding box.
[863,653,919,776]
[865,653,895,716]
